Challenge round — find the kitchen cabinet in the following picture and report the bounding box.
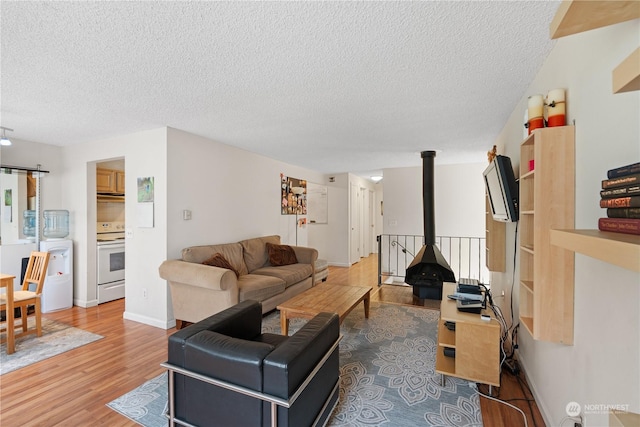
[97,168,125,194]
[115,170,125,193]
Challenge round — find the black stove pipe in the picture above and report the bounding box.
[405,149,456,299]
[421,151,436,245]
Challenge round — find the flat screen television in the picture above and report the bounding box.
[483,155,519,222]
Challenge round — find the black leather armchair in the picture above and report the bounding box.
[163,300,341,427]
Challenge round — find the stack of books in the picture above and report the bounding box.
[599,162,640,235]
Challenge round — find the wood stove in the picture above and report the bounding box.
[404,151,456,299]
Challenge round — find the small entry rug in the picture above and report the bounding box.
[0,318,103,375]
[108,302,483,426]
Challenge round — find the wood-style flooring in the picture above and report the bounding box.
[0,254,544,426]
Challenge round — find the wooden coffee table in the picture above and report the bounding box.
[277,283,372,335]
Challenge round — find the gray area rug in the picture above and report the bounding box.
[0,318,103,375]
[108,302,483,426]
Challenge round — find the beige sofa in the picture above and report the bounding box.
[159,235,317,328]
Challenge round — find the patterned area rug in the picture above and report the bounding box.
[107,302,483,426]
[0,318,103,375]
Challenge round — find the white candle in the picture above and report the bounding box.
[528,95,544,119]
[546,89,566,115]
[546,88,566,126]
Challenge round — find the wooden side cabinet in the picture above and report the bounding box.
[486,195,506,272]
[519,126,575,345]
[435,282,501,388]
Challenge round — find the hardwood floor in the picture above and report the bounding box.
[0,254,544,426]
[1,300,173,426]
[332,255,545,427]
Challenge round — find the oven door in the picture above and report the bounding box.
[97,243,125,284]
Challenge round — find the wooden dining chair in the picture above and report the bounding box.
[0,251,50,340]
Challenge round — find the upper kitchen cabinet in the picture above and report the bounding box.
[97,168,125,194]
[115,170,125,193]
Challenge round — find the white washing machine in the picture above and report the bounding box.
[39,239,73,313]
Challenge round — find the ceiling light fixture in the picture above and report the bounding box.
[0,127,13,146]
[371,175,383,182]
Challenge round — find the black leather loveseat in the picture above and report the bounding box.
[164,300,341,427]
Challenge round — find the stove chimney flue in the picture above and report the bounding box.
[421,150,436,245]
[405,149,456,300]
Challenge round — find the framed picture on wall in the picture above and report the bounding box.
[280,173,307,215]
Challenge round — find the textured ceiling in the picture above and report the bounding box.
[1,1,560,176]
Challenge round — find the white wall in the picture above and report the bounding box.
[382,162,486,237]
[493,20,639,426]
[165,127,326,259]
[58,128,169,328]
[308,174,350,266]
[2,127,354,329]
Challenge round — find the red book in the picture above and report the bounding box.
[598,218,640,235]
[600,195,640,208]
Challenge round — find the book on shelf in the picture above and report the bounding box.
[599,195,640,208]
[607,207,640,219]
[600,185,640,198]
[607,162,640,179]
[602,173,640,189]
[598,218,640,236]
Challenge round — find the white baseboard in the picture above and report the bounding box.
[517,350,553,427]
[328,262,351,267]
[73,298,98,308]
[123,310,175,330]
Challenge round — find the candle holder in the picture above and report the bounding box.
[527,94,544,134]
[546,88,566,127]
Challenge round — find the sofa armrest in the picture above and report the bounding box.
[263,312,339,398]
[289,246,318,266]
[160,259,242,325]
[159,259,237,291]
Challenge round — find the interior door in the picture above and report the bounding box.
[362,187,370,256]
[368,189,376,254]
[350,182,360,264]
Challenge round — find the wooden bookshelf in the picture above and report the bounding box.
[550,1,640,94]
[519,126,575,345]
[550,0,640,39]
[485,196,506,272]
[550,229,640,272]
[613,47,640,93]
[610,410,640,427]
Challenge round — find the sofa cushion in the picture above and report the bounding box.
[182,243,249,276]
[266,242,298,266]
[238,274,286,302]
[252,264,313,288]
[239,235,280,272]
[202,253,239,278]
